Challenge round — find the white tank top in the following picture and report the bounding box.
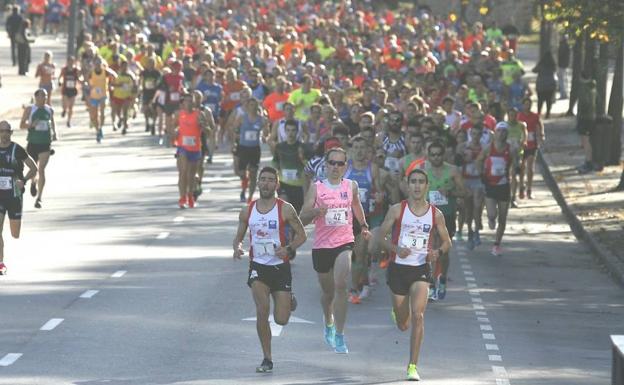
[392,201,435,266]
[247,199,286,266]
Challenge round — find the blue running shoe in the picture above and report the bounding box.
[437,277,447,300]
[324,324,336,348]
[334,333,348,354]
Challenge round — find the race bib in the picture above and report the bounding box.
[401,232,428,250]
[253,239,276,257]
[358,188,368,203]
[490,156,506,176]
[65,80,76,88]
[182,136,196,146]
[169,92,180,102]
[465,162,480,177]
[144,79,156,89]
[384,156,400,174]
[527,131,536,142]
[157,94,166,104]
[281,169,298,181]
[275,102,284,111]
[325,208,348,226]
[230,92,240,101]
[206,103,217,112]
[94,87,103,96]
[35,121,49,131]
[0,177,12,190]
[244,130,258,142]
[429,190,448,206]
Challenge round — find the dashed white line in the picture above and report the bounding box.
[467,283,478,288]
[0,353,22,366]
[460,257,469,262]
[480,324,493,331]
[173,216,185,223]
[471,297,483,303]
[478,317,491,323]
[486,344,500,351]
[156,232,170,239]
[473,304,485,310]
[489,355,503,362]
[466,277,476,281]
[482,333,496,340]
[111,270,127,278]
[496,379,511,385]
[475,311,488,316]
[469,289,480,295]
[464,270,474,275]
[492,365,508,377]
[40,318,64,331]
[461,264,472,269]
[80,290,99,299]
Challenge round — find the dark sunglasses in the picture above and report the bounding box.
[327,160,346,167]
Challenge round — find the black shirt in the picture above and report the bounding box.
[0,142,27,199]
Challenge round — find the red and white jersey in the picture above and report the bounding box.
[484,143,511,186]
[391,201,436,266]
[462,143,482,179]
[247,199,287,266]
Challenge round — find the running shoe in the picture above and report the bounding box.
[379,258,389,269]
[96,129,103,143]
[187,194,195,208]
[240,191,246,203]
[359,285,371,300]
[407,364,420,381]
[34,198,42,209]
[255,358,273,373]
[474,231,482,246]
[428,287,438,302]
[527,189,533,199]
[178,196,187,209]
[67,121,71,128]
[510,200,519,208]
[488,217,496,230]
[348,291,361,304]
[30,181,37,197]
[121,126,127,135]
[519,186,525,199]
[390,308,397,324]
[334,333,348,354]
[0,262,6,275]
[324,324,336,348]
[491,245,503,257]
[207,155,213,164]
[437,277,447,300]
[467,232,475,250]
[290,293,297,312]
[61,110,66,118]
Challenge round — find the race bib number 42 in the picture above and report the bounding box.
[325,208,348,226]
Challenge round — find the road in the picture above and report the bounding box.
[0,45,623,385]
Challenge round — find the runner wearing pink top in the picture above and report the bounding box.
[300,147,371,354]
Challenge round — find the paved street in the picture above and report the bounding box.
[0,37,623,385]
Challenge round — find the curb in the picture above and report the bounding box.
[537,148,624,287]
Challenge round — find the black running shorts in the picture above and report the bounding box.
[0,196,23,220]
[247,261,292,293]
[387,262,431,296]
[312,243,354,273]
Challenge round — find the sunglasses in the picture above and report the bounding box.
[327,160,346,167]
[429,152,443,157]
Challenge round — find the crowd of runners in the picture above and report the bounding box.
[1,0,548,381]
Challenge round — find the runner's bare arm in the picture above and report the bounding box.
[452,166,467,198]
[428,208,452,262]
[378,203,408,257]
[19,106,32,130]
[351,179,369,228]
[232,206,249,260]
[275,202,307,259]
[22,155,38,182]
[299,183,323,226]
[50,108,57,141]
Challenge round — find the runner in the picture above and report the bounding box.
[232,98,269,203]
[159,61,185,147]
[400,133,426,197]
[300,147,371,354]
[88,56,117,143]
[288,74,322,123]
[58,56,80,128]
[422,140,465,300]
[193,90,216,201]
[377,167,451,381]
[269,102,304,151]
[517,97,544,199]
[110,60,137,135]
[174,92,208,209]
[506,107,528,207]
[19,88,57,209]
[232,166,307,373]
[477,122,517,256]
[34,51,55,105]
[345,136,383,303]
[379,110,406,204]
[272,119,306,214]
[0,121,38,276]
[459,124,486,250]
[195,68,222,163]
[139,57,161,135]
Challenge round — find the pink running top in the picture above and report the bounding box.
[313,179,354,249]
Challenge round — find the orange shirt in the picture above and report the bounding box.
[221,80,246,112]
[29,0,46,15]
[263,92,290,122]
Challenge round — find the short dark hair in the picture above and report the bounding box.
[259,166,279,181]
[284,119,298,129]
[428,140,446,154]
[407,168,428,184]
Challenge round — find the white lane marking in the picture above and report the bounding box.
[111,270,127,278]
[471,297,483,303]
[489,355,503,362]
[480,324,493,331]
[492,366,508,378]
[482,333,496,340]
[173,216,185,223]
[496,379,511,385]
[459,258,469,262]
[242,315,315,337]
[0,353,22,366]
[156,232,170,239]
[40,318,64,331]
[466,277,476,281]
[457,250,467,256]
[203,188,211,194]
[478,317,491,323]
[486,344,500,351]
[80,290,99,299]
[464,270,474,275]
[467,283,478,288]
[270,323,283,336]
[461,264,472,269]
[475,311,488,316]
[469,289,480,295]
[473,304,485,310]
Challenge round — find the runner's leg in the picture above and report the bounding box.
[35,152,50,202]
[251,281,272,360]
[408,281,429,365]
[332,250,352,334]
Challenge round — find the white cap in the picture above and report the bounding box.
[495,121,509,131]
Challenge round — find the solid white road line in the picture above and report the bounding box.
[473,304,485,310]
[496,379,511,385]
[79,290,99,299]
[111,270,127,278]
[156,232,170,239]
[0,353,22,366]
[467,283,478,288]
[40,318,64,331]
[471,297,483,303]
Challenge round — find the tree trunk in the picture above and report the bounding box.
[596,42,609,116]
[607,39,623,165]
[539,1,552,57]
[568,36,583,114]
[584,33,596,77]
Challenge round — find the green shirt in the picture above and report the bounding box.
[288,88,321,122]
[273,141,305,187]
[27,105,53,145]
[425,161,456,216]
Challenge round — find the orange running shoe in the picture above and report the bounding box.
[379,258,389,269]
[187,193,195,208]
[178,196,187,209]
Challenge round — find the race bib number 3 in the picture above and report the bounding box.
[325,208,348,226]
[0,177,12,190]
[401,233,428,250]
[429,190,448,205]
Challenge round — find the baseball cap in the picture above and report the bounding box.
[495,122,509,131]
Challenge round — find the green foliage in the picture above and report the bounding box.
[541,0,624,42]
